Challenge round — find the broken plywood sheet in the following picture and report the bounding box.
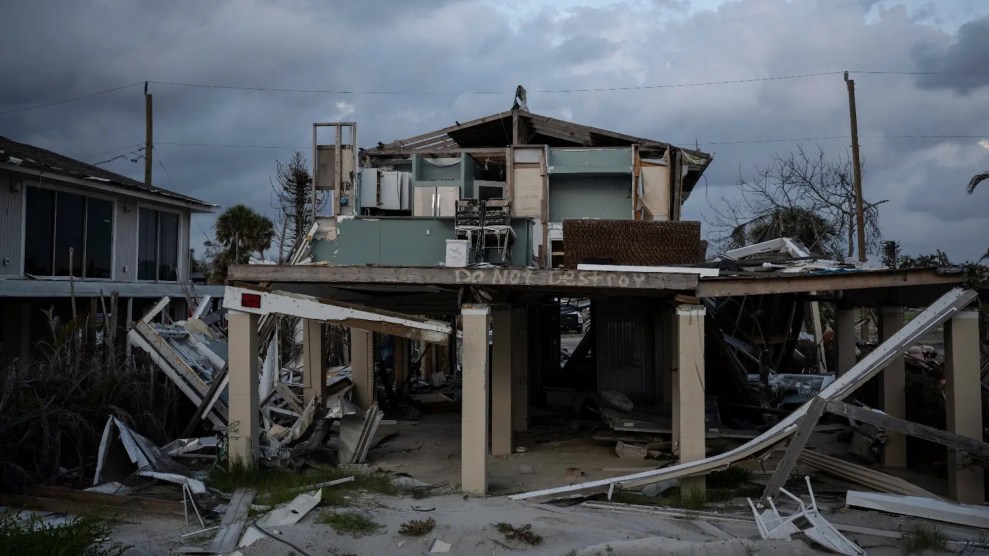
[511,287,977,501]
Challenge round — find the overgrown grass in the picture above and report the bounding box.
[0,511,128,556]
[398,517,436,536]
[902,524,948,555]
[316,511,385,537]
[494,522,543,545]
[209,461,398,508]
[0,311,185,492]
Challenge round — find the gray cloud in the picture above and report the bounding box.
[1,0,987,263]
[913,16,989,93]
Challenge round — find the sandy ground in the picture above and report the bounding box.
[111,489,987,556]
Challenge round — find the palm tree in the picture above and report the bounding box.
[215,204,275,264]
[970,172,989,260]
[968,171,988,194]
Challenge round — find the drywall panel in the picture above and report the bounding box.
[513,165,543,218]
[640,163,671,221]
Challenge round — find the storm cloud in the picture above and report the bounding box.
[1,0,987,261]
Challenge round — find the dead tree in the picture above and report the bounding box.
[710,146,886,259]
[271,151,318,262]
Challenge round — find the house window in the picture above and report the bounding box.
[138,208,179,281]
[24,187,113,278]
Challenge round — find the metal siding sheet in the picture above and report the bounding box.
[595,298,656,403]
[0,171,23,276]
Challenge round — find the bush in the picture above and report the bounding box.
[0,511,127,555]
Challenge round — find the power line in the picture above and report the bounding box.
[149,72,844,96]
[0,82,143,116]
[85,142,145,161]
[158,141,307,149]
[158,159,176,185]
[852,70,989,76]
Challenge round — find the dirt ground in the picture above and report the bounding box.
[111,489,986,555]
[106,411,989,555]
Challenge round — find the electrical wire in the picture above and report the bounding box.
[157,141,307,149]
[0,82,144,116]
[85,142,145,161]
[149,72,843,95]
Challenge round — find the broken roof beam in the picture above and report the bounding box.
[510,287,977,501]
[224,284,452,344]
[826,400,989,460]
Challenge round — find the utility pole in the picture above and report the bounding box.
[844,71,866,263]
[144,81,153,185]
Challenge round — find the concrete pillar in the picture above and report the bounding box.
[394,337,409,394]
[302,318,324,405]
[227,310,259,469]
[675,304,706,494]
[350,328,374,409]
[835,306,857,376]
[879,306,907,467]
[511,306,529,433]
[945,310,984,504]
[491,308,513,455]
[461,304,490,495]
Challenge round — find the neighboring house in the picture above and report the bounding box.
[0,135,221,367]
[310,109,713,268]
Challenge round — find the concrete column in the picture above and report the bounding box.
[511,306,529,433]
[461,304,490,495]
[227,310,259,469]
[350,328,374,409]
[491,308,513,456]
[879,306,907,467]
[302,318,324,405]
[394,337,409,394]
[675,304,706,494]
[945,310,984,504]
[835,306,857,376]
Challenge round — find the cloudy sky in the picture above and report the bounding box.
[2,0,988,262]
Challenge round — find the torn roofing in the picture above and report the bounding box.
[367,109,713,201]
[0,135,216,211]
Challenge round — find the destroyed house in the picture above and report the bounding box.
[222,107,982,507]
[309,111,713,268]
[0,135,221,368]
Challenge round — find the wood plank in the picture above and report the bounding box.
[3,490,184,517]
[762,397,826,501]
[826,400,989,459]
[696,269,965,298]
[228,265,699,293]
[208,487,256,554]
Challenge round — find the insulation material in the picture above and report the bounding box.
[639,162,670,221]
[563,220,701,268]
[512,165,543,218]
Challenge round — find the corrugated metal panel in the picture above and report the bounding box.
[595,298,657,403]
[0,171,23,276]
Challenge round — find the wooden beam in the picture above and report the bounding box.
[826,400,989,459]
[224,284,452,344]
[762,397,826,501]
[696,269,966,298]
[228,265,699,293]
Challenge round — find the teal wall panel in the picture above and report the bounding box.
[549,175,632,221]
[312,217,533,267]
[548,147,632,174]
